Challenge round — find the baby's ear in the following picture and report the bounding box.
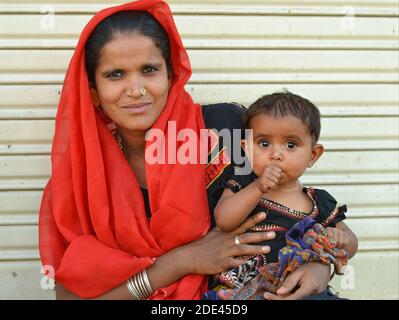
[241,139,251,155]
[308,143,324,168]
[240,139,247,151]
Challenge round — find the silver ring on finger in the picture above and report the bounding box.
[234,235,241,246]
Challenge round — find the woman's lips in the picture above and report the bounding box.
[122,102,151,114]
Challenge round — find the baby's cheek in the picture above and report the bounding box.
[251,158,267,177]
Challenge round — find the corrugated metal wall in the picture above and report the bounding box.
[0,0,398,299]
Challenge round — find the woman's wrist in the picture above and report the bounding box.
[176,242,196,275]
[145,245,191,293]
[126,269,154,300]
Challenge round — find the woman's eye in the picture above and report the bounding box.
[258,140,269,148]
[107,70,123,79]
[143,66,157,73]
[286,141,297,149]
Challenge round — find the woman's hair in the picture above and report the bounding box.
[85,11,172,85]
[243,90,321,144]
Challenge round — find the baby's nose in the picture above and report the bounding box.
[270,149,283,161]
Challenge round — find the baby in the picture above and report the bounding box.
[213,91,358,290]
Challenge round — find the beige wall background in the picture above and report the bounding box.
[0,0,398,299]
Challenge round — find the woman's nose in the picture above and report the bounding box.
[126,87,143,98]
[125,77,144,98]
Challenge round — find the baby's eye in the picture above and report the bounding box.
[286,141,297,149]
[258,139,269,148]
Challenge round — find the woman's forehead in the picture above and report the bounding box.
[97,33,164,68]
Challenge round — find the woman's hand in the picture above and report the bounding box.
[263,262,331,300]
[182,212,275,275]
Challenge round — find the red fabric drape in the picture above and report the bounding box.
[39,0,210,299]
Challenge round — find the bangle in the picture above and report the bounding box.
[127,269,154,300]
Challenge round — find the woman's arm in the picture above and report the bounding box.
[55,245,191,300]
[56,212,275,300]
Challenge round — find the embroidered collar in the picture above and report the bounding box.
[259,187,319,220]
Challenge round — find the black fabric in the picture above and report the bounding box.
[303,286,349,300]
[202,102,247,226]
[140,187,151,220]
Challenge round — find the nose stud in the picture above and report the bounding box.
[139,88,147,96]
[126,88,147,97]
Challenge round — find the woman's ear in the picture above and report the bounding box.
[89,85,100,108]
[308,143,324,168]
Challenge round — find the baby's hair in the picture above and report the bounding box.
[243,90,321,144]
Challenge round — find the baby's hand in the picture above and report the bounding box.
[326,227,349,249]
[255,165,282,194]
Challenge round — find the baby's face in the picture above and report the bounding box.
[244,113,321,185]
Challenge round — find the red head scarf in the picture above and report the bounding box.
[39,0,210,299]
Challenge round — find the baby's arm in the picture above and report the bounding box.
[214,165,282,232]
[326,222,358,259]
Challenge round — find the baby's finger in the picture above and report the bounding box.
[338,231,346,247]
[269,183,279,190]
[268,164,282,173]
[342,233,349,247]
[264,174,280,184]
[263,166,282,179]
[327,229,337,241]
[269,167,282,179]
[271,171,283,182]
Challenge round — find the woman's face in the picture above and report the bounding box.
[90,32,171,132]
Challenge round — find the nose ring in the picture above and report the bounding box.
[139,88,147,96]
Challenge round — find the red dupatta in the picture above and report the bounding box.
[39,0,210,299]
